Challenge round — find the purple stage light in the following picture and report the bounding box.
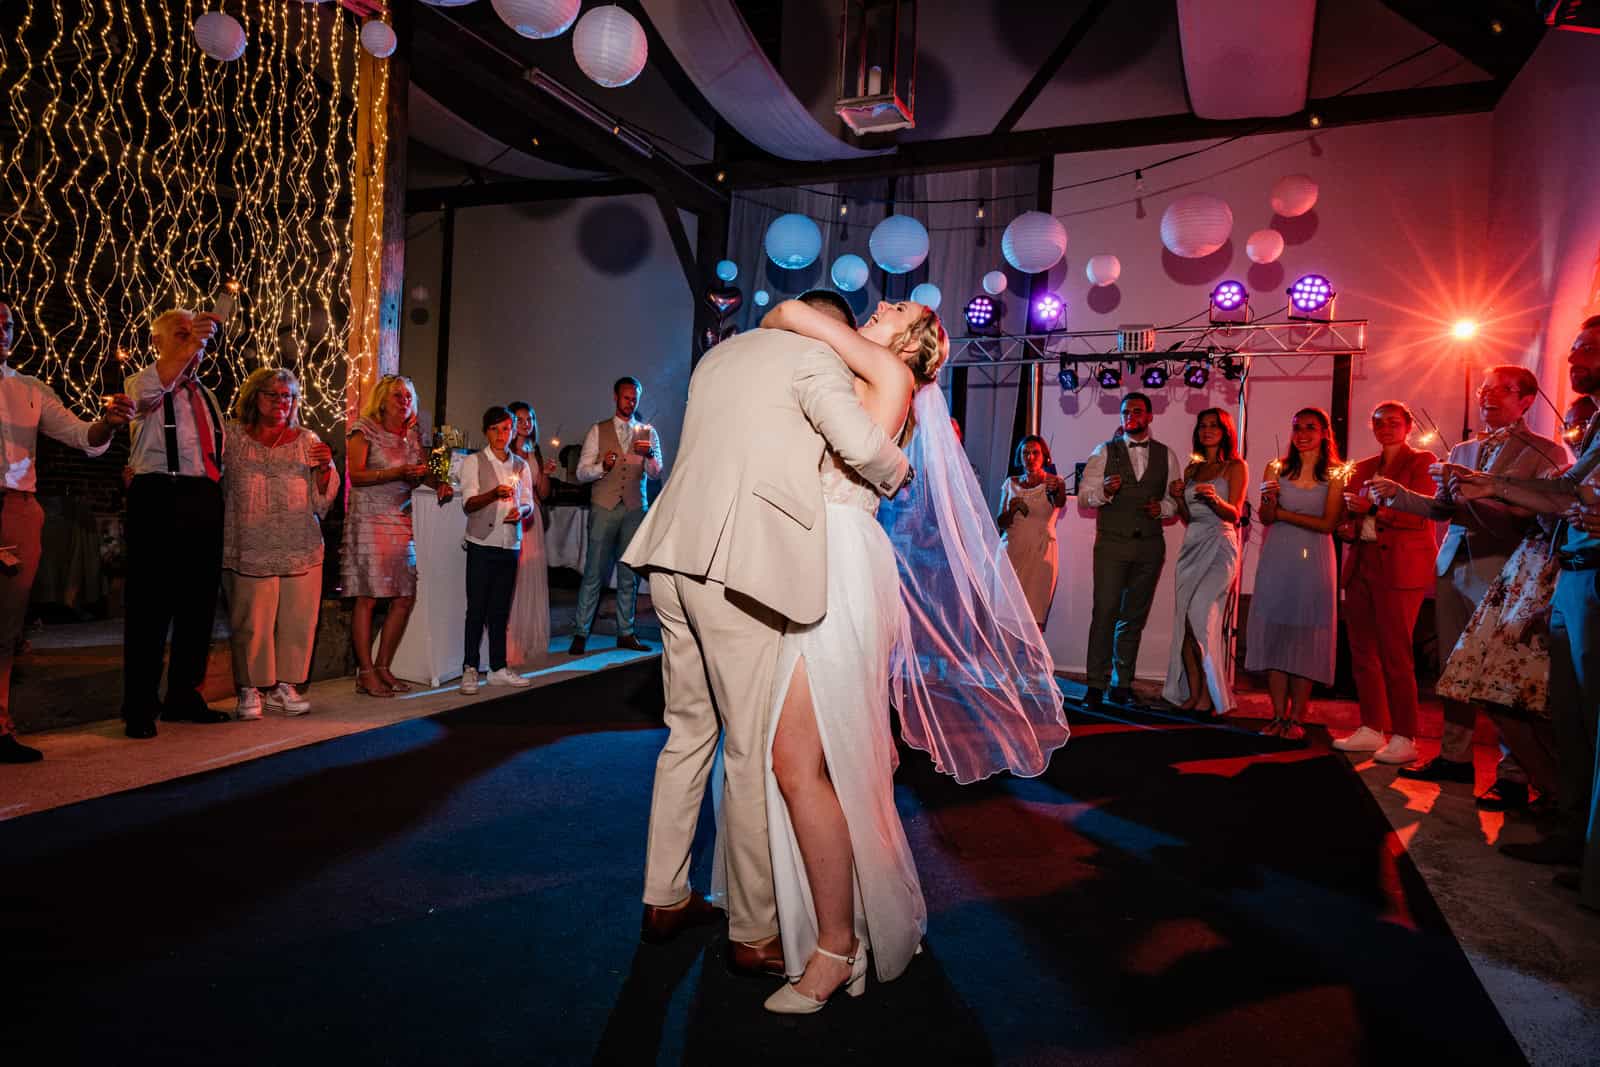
[1095,364,1122,390]
[1141,363,1168,388]
[964,294,996,332]
[1210,280,1247,311]
[1288,274,1334,313]
[1030,291,1065,331]
[1183,361,1210,388]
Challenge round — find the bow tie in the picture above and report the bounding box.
[1125,440,1150,449]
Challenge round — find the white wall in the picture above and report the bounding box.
[1028,113,1494,676]
[400,196,696,471]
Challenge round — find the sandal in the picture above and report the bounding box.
[1280,721,1306,742]
[356,668,395,698]
[374,667,412,693]
[1260,717,1285,736]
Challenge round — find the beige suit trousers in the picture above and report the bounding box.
[643,571,784,942]
[223,569,322,688]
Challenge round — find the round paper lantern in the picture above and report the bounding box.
[492,0,581,39]
[360,21,397,59]
[909,283,942,312]
[194,12,246,62]
[573,5,649,89]
[831,254,869,292]
[869,215,929,275]
[764,214,822,270]
[1245,228,1285,265]
[1160,195,1233,259]
[1085,254,1121,288]
[982,270,1008,296]
[715,259,738,283]
[1001,211,1067,275]
[1270,174,1318,218]
[754,289,771,307]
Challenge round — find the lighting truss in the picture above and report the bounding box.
[946,320,1367,368]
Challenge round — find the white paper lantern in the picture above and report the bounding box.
[1246,228,1285,265]
[831,254,869,292]
[869,215,929,275]
[1160,195,1233,259]
[573,5,649,89]
[981,270,1008,296]
[360,21,397,59]
[1001,211,1067,275]
[1271,174,1318,218]
[492,0,581,39]
[194,12,246,62]
[754,289,771,307]
[1085,254,1121,287]
[764,214,822,270]
[715,259,738,283]
[909,283,942,312]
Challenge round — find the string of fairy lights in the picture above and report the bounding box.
[0,0,372,423]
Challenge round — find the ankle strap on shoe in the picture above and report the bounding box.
[814,945,857,965]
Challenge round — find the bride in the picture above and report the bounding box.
[754,295,947,1013]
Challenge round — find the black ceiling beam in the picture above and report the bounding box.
[406,177,650,214]
[1378,1,1544,82]
[993,0,1113,136]
[410,4,725,215]
[715,79,1504,188]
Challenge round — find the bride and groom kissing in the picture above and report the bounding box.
[621,289,949,1014]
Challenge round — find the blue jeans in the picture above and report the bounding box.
[1549,567,1600,906]
[573,504,646,638]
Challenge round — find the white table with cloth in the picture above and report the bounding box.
[542,503,647,593]
[387,487,487,687]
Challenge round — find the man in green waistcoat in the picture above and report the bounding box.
[1078,392,1182,708]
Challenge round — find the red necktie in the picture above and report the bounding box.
[184,379,222,481]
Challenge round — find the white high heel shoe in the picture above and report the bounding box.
[763,943,868,1014]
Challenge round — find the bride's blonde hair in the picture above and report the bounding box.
[887,307,950,445]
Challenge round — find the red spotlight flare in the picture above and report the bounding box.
[1542,1,1600,34]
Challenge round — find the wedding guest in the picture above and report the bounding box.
[1246,408,1345,741]
[506,400,556,667]
[998,435,1066,628]
[1431,395,1598,814]
[569,376,662,655]
[1373,365,1566,802]
[1161,408,1246,716]
[221,368,339,720]
[458,406,536,695]
[1080,393,1182,708]
[1447,317,1600,906]
[122,308,231,738]
[0,300,133,762]
[341,374,452,698]
[1331,402,1438,764]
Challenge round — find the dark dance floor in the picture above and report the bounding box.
[3,665,1524,1066]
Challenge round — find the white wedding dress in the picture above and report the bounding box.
[763,449,928,984]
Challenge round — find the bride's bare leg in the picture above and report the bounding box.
[770,657,857,999]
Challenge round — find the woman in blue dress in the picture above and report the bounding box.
[1245,408,1346,740]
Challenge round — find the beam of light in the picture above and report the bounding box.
[1451,318,1480,340]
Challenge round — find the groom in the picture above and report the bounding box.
[622,291,912,975]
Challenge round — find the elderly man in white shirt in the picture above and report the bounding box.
[568,376,663,655]
[0,301,134,762]
[1078,391,1182,709]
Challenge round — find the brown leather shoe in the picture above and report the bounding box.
[728,936,786,978]
[616,634,651,653]
[639,894,720,944]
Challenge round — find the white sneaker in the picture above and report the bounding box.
[235,687,262,721]
[1332,725,1384,752]
[488,667,531,688]
[460,667,480,695]
[1373,735,1419,765]
[264,683,311,716]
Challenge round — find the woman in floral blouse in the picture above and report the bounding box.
[222,368,339,720]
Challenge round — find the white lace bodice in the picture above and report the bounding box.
[820,449,880,514]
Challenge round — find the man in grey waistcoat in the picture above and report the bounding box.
[570,376,663,655]
[1079,392,1182,708]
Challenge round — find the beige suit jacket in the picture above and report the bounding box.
[621,329,910,625]
[1384,421,1568,574]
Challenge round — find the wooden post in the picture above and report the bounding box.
[346,3,409,426]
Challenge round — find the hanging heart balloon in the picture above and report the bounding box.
[706,285,743,319]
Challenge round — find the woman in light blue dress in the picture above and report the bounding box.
[1244,408,1346,740]
[1163,409,1247,716]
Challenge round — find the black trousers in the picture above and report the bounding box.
[464,542,519,673]
[123,474,223,721]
